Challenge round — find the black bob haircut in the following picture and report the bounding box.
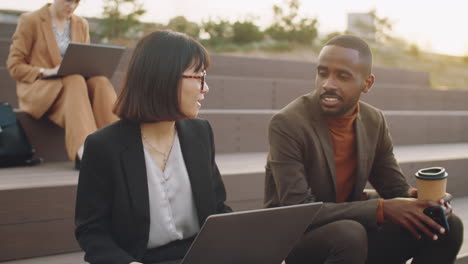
[325,35,373,75]
[114,30,210,122]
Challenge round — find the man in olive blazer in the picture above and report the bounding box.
[264,35,463,264]
[265,92,410,226]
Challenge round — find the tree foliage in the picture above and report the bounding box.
[202,19,233,45]
[368,9,394,42]
[408,44,420,57]
[265,0,318,44]
[232,21,264,44]
[167,16,200,39]
[99,0,146,40]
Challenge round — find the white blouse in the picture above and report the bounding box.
[143,133,200,249]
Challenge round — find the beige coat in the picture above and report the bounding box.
[7,4,90,119]
[264,91,411,230]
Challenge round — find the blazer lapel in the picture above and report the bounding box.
[352,110,369,201]
[309,93,337,195]
[69,15,82,43]
[39,4,62,67]
[120,121,150,225]
[176,120,214,225]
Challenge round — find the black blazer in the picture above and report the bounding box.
[75,118,232,264]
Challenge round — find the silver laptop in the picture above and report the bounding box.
[42,42,125,79]
[181,202,323,264]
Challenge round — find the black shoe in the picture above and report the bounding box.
[75,154,81,170]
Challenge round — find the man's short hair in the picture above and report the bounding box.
[113,30,210,122]
[325,35,373,75]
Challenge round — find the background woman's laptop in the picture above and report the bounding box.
[42,43,126,79]
[181,202,323,264]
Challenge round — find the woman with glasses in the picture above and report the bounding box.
[7,0,118,168]
[75,30,231,264]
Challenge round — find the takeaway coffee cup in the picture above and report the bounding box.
[415,167,448,201]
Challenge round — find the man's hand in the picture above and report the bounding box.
[439,193,453,218]
[408,187,418,198]
[383,198,445,240]
[408,189,453,218]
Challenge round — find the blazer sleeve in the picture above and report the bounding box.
[267,113,380,230]
[75,135,136,264]
[368,111,411,199]
[7,13,41,83]
[267,113,315,205]
[205,120,232,214]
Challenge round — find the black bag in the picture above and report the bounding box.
[0,102,42,167]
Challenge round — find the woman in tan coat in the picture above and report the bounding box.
[7,0,118,168]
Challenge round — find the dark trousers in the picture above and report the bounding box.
[367,214,463,264]
[141,237,194,264]
[286,214,463,264]
[150,260,181,264]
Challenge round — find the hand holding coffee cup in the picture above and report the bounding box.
[415,167,448,201]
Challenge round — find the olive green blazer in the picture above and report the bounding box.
[264,91,411,230]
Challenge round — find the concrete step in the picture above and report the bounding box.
[384,111,468,145]
[459,255,468,264]
[1,251,467,264]
[0,163,79,261]
[0,144,467,262]
[0,23,16,39]
[0,252,85,264]
[0,29,431,87]
[107,72,458,111]
[16,111,67,162]
[1,66,462,115]
[0,187,468,264]
[0,156,262,260]
[4,68,468,131]
[452,196,468,257]
[0,39,11,68]
[362,86,468,111]
[0,43,457,113]
[217,144,468,207]
[203,75,468,110]
[14,109,468,163]
[0,67,17,108]
[109,50,431,86]
[208,54,431,87]
[198,110,468,153]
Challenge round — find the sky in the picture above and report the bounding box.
[1,0,468,56]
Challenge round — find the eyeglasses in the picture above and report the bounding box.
[182,70,206,91]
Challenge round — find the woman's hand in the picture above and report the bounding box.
[42,65,60,77]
